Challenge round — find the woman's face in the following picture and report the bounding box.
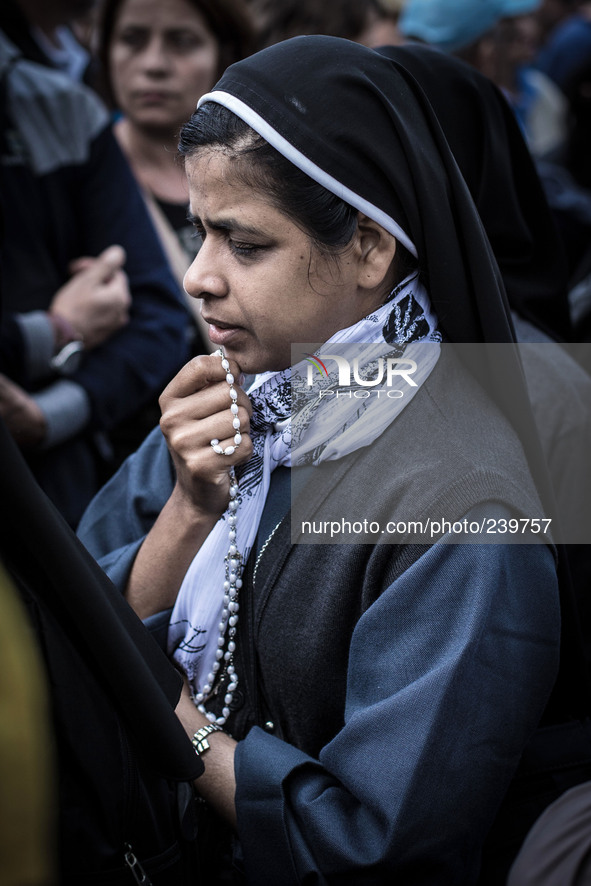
[184,150,382,374]
[109,0,219,134]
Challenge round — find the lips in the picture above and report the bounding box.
[203,317,244,346]
[134,90,174,104]
[203,317,233,328]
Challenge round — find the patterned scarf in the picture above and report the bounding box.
[168,273,441,695]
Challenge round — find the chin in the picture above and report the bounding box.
[235,352,290,377]
[135,114,178,137]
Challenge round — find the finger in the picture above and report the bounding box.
[97,244,127,270]
[208,427,252,460]
[78,244,127,285]
[160,398,250,452]
[161,354,245,402]
[164,413,252,459]
[200,403,251,443]
[161,412,253,488]
[168,420,253,474]
[68,245,126,278]
[100,271,132,308]
[68,256,95,275]
[160,379,251,428]
[0,374,19,397]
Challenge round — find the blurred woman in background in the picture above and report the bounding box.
[98,0,255,349]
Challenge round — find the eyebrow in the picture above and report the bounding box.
[186,212,266,239]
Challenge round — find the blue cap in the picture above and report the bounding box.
[398,0,540,52]
[497,0,540,13]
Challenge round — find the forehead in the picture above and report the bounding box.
[115,0,209,29]
[185,149,285,224]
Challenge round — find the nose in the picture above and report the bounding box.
[140,36,171,75]
[183,239,228,302]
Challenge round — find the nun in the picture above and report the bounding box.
[78,36,561,885]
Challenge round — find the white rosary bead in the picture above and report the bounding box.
[210,349,242,457]
[196,347,243,727]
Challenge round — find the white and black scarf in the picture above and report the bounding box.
[168,273,441,694]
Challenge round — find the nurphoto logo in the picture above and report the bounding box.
[304,354,418,388]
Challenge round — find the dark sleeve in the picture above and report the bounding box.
[0,314,26,380]
[68,127,191,430]
[0,416,200,781]
[235,518,560,885]
[76,426,176,589]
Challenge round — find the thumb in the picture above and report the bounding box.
[96,244,127,273]
[82,244,127,283]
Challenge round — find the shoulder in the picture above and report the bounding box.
[292,346,547,547]
[2,34,109,174]
[362,347,543,526]
[77,426,175,558]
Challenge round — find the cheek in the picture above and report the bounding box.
[183,46,219,93]
[109,50,134,95]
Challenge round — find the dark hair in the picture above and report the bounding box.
[179,101,416,279]
[97,0,256,108]
[249,0,388,51]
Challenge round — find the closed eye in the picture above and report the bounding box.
[187,214,269,258]
[229,241,262,257]
[188,215,206,240]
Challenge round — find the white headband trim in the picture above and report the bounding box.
[197,90,418,258]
